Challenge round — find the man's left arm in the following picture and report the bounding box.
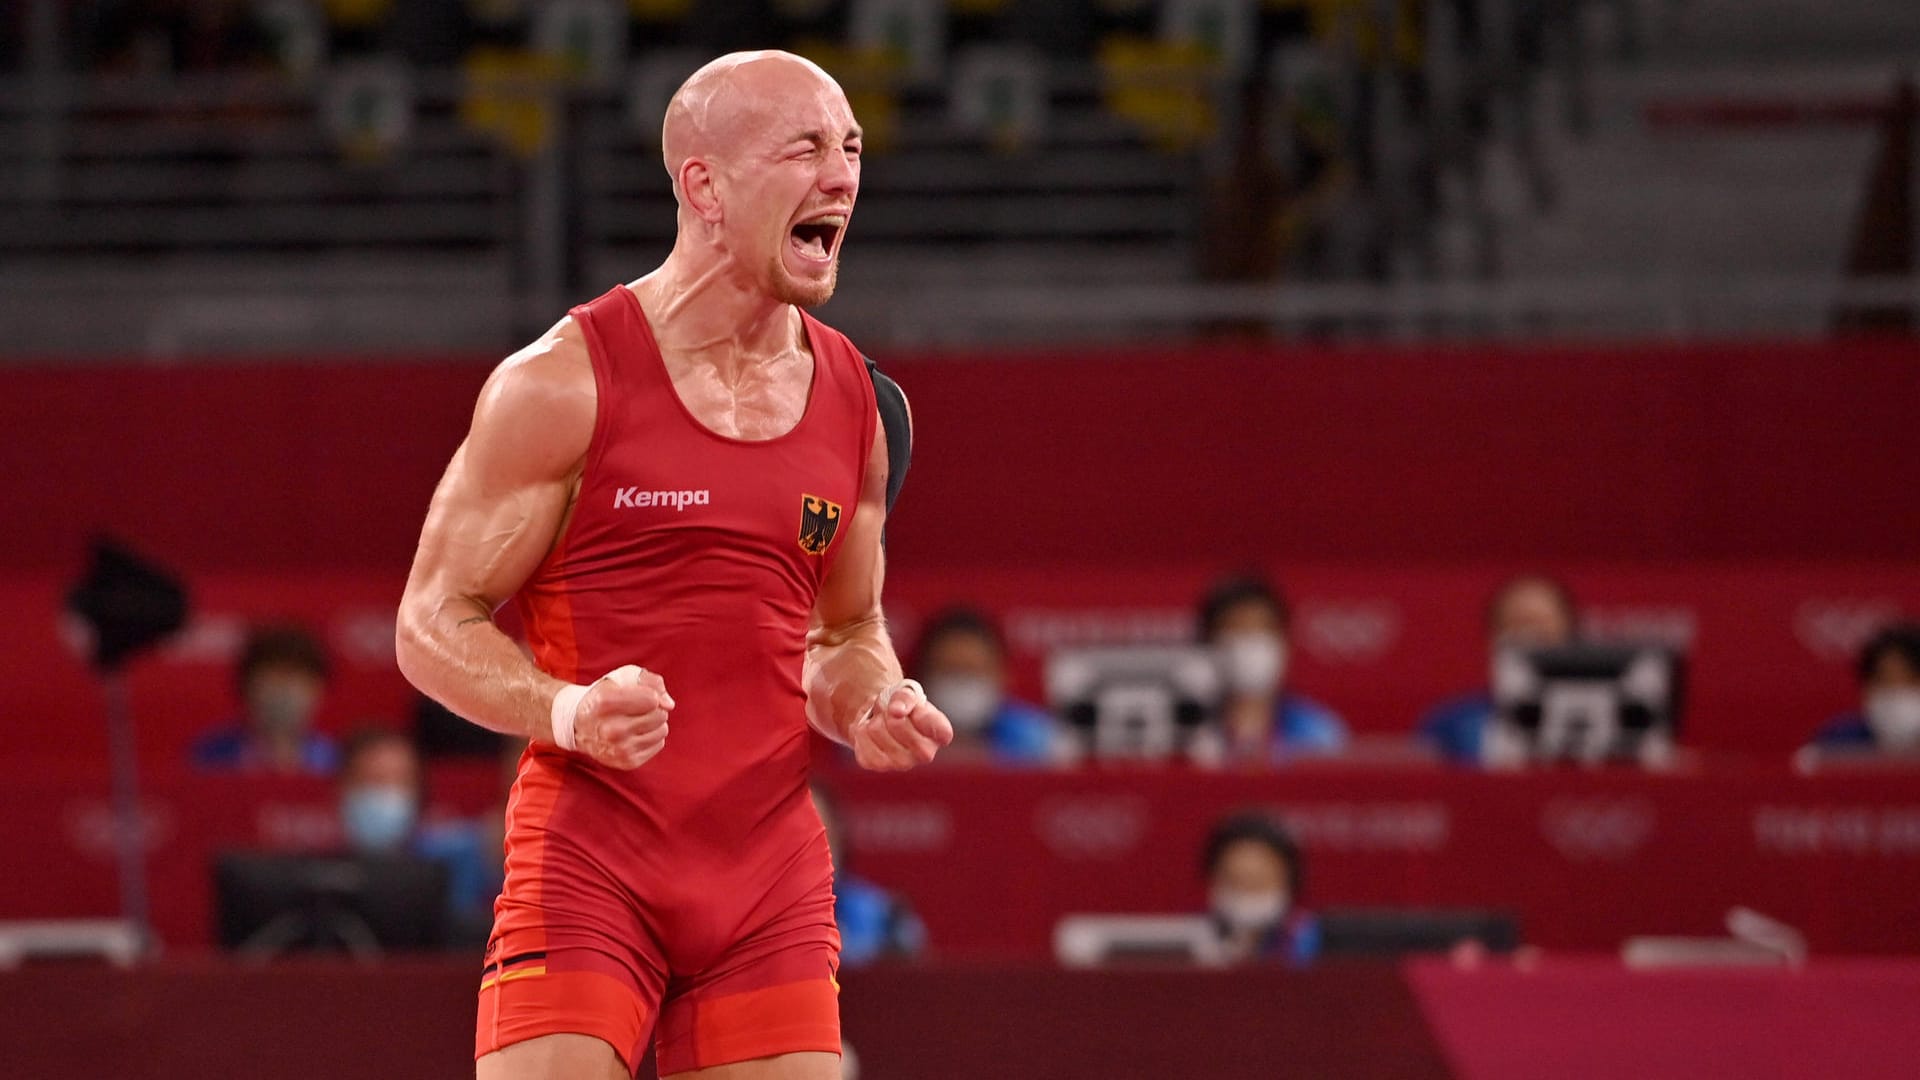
[804,407,951,770]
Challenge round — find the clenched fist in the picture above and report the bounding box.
[849,680,953,771]
[570,665,674,770]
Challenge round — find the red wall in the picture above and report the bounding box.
[11,959,1920,1080]
[7,960,1452,1080]
[1,340,1915,758]
[3,338,1916,574]
[17,762,1916,956]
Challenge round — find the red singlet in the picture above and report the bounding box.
[476,283,876,1075]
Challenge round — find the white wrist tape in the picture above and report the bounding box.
[549,684,590,752]
[550,665,647,752]
[880,678,926,712]
[852,679,925,735]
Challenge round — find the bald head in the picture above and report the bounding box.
[654,50,862,308]
[662,50,851,198]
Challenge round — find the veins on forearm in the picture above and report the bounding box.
[807,610,884,649]
[445,592,496,630]
[810,619,899,694]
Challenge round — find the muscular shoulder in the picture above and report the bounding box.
[467,318,597,481]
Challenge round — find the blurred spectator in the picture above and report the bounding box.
[480,733,522,875]
[912,606,1066,766]
[414,690,506,759]
[337,727,423,855]
[1193,575,1348,763]
[73,0,274,75]
[1,6,21,73]
[192,624,340,774]
[1201,812,1318,967]
[811,781,926,967]
[1419,574,1579,764]
[1004,0,1103,58]
[684,0,784,55]
[451,732,521,944]
[1808,623,1920,755]
[381,0,477,67]
[337,727,502,944]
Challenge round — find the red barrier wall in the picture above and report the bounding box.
[4,339,1915,756]
[8,763,1919,957]
[1406,956,1920,1080]
[4,960,1451,1080]
[823,764,1920,959]
[3,339,1917,574]
[10,959,1919,1080]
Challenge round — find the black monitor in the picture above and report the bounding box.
[215,851,450,957]
[1316,908,1521,958]
[1046,645,1223,761]
[1490,643,1683,765]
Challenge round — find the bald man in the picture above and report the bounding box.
[396,51,952,1080]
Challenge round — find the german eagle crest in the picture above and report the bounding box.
[798,494,842,555]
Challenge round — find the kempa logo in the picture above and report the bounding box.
[613,487,710,510]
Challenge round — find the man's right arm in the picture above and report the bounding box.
[395,321,594,741]
[397,318,672,768]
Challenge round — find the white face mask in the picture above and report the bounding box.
[340,786,418,853]
[925,674,999,734]
[1210,888,1289,934]
[1866,688,1920,750]
[1218,633,1286,696]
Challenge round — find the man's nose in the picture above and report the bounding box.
[819,148,858,195]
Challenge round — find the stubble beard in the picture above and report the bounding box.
[770,251,838,309]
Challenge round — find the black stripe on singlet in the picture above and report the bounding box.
[481,949,548,976]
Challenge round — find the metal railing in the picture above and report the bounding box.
[1,1,1910,356]
[841,273,1920,345]
[0,61,1207,355]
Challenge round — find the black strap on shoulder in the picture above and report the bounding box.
[865,355,911,517]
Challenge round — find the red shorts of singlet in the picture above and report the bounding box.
[474,757,841,1076]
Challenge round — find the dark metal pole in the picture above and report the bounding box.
[24,0,67,207]
[102,668,153,957]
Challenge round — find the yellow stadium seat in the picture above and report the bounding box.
[1098,36,1218,153]
[460,48,567,158]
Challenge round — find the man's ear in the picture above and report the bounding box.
[679,158,722,224]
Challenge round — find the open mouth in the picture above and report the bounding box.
[789,215,846,262]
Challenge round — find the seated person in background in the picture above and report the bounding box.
[412,688,508,759]
[479,732,524,876]
[1419,574,1579,764]
[913,606,1066,766]
[337,727,499,945]
[1808,623,1920,756]
[1192,575,1348,763]
[1202,812,1318,967]
[456,732,524,942]
[192,624,340,774]
[810,782,927,967]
